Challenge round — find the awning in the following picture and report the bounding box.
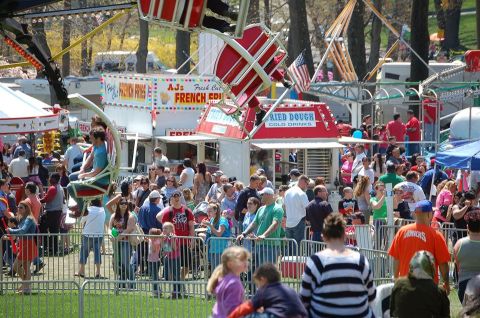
[339,136,381,144]
[252,141,345,150]
[124,133,151,141]
[156,135,218,143]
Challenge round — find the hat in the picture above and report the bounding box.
[213,170,224,177]
[256,168,265,175]
[415,200,433,212]
[259,187,275,195]
[362,114,371,121]
[149,190,161,199]
[134,175,142,181]
[289,169,301,177]
[172,190,182,197]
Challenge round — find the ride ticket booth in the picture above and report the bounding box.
[174,98,345,188]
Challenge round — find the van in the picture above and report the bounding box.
[92,51,170,73]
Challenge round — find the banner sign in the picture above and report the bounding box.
[77,121,126,135]
[102,75,151,108]
[265,111,316,128]
[166,129,196,136]
[101,74,223,111]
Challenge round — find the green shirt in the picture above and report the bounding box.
[378,173,404,187]
[370,196,387,220]
[254,203,284,246]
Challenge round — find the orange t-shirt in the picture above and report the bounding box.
[25,196,42,223]
[388,223,450,283]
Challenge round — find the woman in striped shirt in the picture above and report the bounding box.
[300,213,376,318]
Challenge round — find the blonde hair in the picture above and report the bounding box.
[182,188,193,201]
[206,246,250,294]
[353,176,370,197]
[443,180,456,192]
[18,200,35,223]
[162,222,174,232]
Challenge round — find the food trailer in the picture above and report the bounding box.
[159,98,345,188]
[100,73,223,172]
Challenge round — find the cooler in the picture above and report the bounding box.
[280,256,307,279]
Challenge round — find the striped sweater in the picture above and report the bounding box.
[300,250,376,318]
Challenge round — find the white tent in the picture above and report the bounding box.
[0,83,59,134]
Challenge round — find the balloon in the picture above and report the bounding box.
[111,227,119,238]
[352,130,363,139]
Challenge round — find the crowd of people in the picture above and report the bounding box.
[1,111,480,317]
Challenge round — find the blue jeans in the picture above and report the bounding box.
[79,236,103,264]
[114,240,135,288]
[311,231,322,242]
[254,245,279,268]
[209,253,222,273]
[285,217,305,254]
[164,256,182,294]
[148,261,161,292]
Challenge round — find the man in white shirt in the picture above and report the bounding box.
[351,144,366,183]
[153,147,169,167]
[76,198,105,278]
[396,171,426,212]
[8,149,29,181]
[63,137,83,173]
[358,157,375,189]
[284,175,310,246]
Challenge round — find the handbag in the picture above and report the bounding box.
[439,205,449,218]
[128,223,144,247]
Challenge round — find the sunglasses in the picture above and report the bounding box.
[172,194,181,197]
[119,202,128,206]
[167,179,175,182]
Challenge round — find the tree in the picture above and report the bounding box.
[409,0,429,117]
[248,0,260,23]
[478,0,480,48]
[61,0,71,76]
[367,0,383,72]
[176,31,190,74]
[287,0,314,75]
[347,0,367,79]
[136,19,149,74]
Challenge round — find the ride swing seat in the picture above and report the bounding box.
[70,130,116,199]
[66,94,121,213]
[138,0,250,37]
[211,24,288,114]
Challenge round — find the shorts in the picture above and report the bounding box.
[179,244,192,268]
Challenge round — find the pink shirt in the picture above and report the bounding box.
[434,189,453,221]
[341,160,353,185]
[148,237,162,262]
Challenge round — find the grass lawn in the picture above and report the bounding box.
[1,291,214,318]
[0,287,464,318]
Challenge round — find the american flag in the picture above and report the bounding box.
[288,51,311,94]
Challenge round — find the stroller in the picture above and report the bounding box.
[193,201,209,225]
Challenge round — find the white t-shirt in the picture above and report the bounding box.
[82,206,106,237]
[181,167,195,189]
[351,152,366,182]
[8,157,29,178]
[64,144,83,173]
[396,181,426,212]
[154,155,169,167]
[358,167,375,185]
[284,185,309,228]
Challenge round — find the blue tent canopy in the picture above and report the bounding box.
[435,140,480,170]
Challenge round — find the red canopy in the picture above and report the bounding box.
[196,99,340,140]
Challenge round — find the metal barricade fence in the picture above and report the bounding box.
[0,280,80,318]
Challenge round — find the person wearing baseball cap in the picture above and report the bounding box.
[388,200,451,294]
[288,169,301,186]
[136,190,162,275]
[206,170,225,202]
[237,185,284,266]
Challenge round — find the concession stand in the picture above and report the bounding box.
[101,73,223,171]
[159,98,345,188]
